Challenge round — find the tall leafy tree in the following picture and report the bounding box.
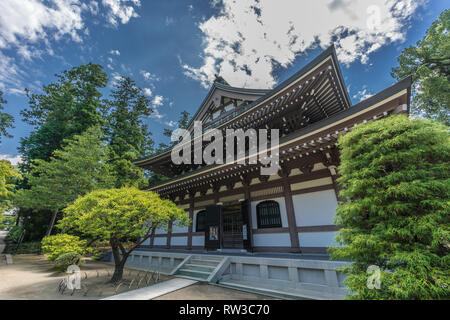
[0,91,14,143]
[19,63,108,166]
[103,77,154,188]
[391,9,450,125]
[60,187,189,282]
[329,115,449,299]
[14,127,113,237]
[0,160,22,212]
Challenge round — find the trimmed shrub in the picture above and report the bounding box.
[329,115,450,299]
[54,252,82,272]
[41,234,87,261]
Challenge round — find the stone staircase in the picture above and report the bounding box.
[171,255,228,282]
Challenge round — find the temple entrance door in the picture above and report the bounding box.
[221,206,243,249]
[205,205,221,250]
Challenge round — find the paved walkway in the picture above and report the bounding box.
[103,278,198,300]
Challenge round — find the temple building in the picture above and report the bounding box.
[134,46,411,255]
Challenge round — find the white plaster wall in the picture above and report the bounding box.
[192,235,204,247]
[298,231,338,247]
[170,236,187,246]
[251,197,288,228]
[155,226,168,235]
[253,233,291,247]
[172,224,188,234]
[153,237,167,246]
[292,190,338,227]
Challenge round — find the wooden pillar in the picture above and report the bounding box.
[280,167,301,253]
[166,220,173,249]
[283,181,301,252]
[150,233,155,248]
[187,198,194,250]
[243,178,254,252]
[329,166,343,202]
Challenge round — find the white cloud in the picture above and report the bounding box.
[149,95,165,119]
[165,16,175,26]
[0,154,23,166]
[152,95,164,107]
[183,0,425,89]
[110,72,124,86]
[142,88,152,97]
[165,120,177,127]
[353,88,373,102]
[109,49,120,56]
[102,0,141,26]
[0,0,85,51]
[0,0,142,93]
[140,70,160,82]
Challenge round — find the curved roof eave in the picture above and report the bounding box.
[134,45,348,167]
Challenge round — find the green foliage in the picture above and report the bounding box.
[60,187,189,242]
[148,173,170,188]
[0,160,22,212]
[17,208,54,242]
[4,225,23,243]
[59,187,190,282]
[41,234,87,262]
[391,9,450,124]
[0,215,15,231]
[329,115,450,299]
[14,126,113,236]
[54,252,83,272]
[103,77,154,188]
[4,241,41,255]
[0,91,14,143]
[19,63,108,166]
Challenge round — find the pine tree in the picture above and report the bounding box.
[103,77,154,188]
[19,63,108,166]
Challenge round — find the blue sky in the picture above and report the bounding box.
[0,0,448,164]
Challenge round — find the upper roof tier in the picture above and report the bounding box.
[135,45,352,176]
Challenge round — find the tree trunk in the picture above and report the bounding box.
[111,260,126,283]
[110,239,128,283]
[45,211,58,237]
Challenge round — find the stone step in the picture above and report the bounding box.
[179,268,211,276]
[190,259,221,266]
[192,255,223,260]
[177,269,210,280]
[184,263,217,272]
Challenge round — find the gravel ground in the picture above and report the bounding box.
[0,251,275,300]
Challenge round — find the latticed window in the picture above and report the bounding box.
[196,210,206,232]
[256,201,282,229]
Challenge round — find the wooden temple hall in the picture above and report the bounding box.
[135,46,411,255]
